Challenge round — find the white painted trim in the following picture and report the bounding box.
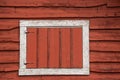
[19,20,89,75]
[19,68,89,75]
[20,26,27,69]
[20,20,88,27]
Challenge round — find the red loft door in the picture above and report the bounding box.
[26,28,83,69]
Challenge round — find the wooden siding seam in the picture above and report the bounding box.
[47,29,49,68]
[36,28,39,68]
[59,28,62,68]
[0,16,120,19]
[2,27,120,31]
[70,28,73,68]
[0,7,120,18]
[0,0,119,8]
[0,27,18,31]
[0,4,108,8]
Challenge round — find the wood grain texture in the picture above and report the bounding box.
[26,28,83,68]
[0,0,107,7]
[0,18,119,43]
[71,28,82,68]
[0,41,120,51]
[0,64,18,72]
[60,28,71,68]
[0,7,119,18]
[0,0,119,7]
[91,63,120,72]
[90,41,120,51]
[90,30,120,41]
[48,28,60,68]
[0,18,119,30]
[1,29,120,42]
[1,72,120,80]
[0,20,18,30]
[0,28,19,42]
[27,28,37,68]
[0,52,18,63]
[107,0,120,7]
[1,63,120,72]
[90,18,120,29]
[90,52,120,62]
[0,51,120,63]
[0,43,19,51]
[0,0,120,78]
[38,28,48,68]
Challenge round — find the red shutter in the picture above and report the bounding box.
[27,27,83,68]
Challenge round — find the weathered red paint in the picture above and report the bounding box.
[27,28,37,68]
[0,0,119,7]
[61,28,71,68]
[38,28,48,68]
[1,51,120,63]
[0,7,119,18]
[26,28,83,68]
[0,0,120,79]
[71,28,82,68]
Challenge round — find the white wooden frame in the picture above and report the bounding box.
[19,20,89,75]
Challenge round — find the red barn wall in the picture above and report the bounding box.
[0,0,120,80]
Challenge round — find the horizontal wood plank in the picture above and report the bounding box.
[0,43,19,51]
[90,18,120,29]
[0,64,18,72]
[0,28,19,42]
[0,18,119,30]
[1,29,120,42]
[0,63,120,72]
[0,0,107,7]
[0,72,120,80]
[107,0,120,7]
[90,41,120,51]
[0,52,18,63]
[91,63,120,72]
[0,51,120,63]
[0,20,18,30]
[0,42,120,51]
[90,30,120,41]
[90,52,120,62]
[0,7,119,18]
[0,0,119,7]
